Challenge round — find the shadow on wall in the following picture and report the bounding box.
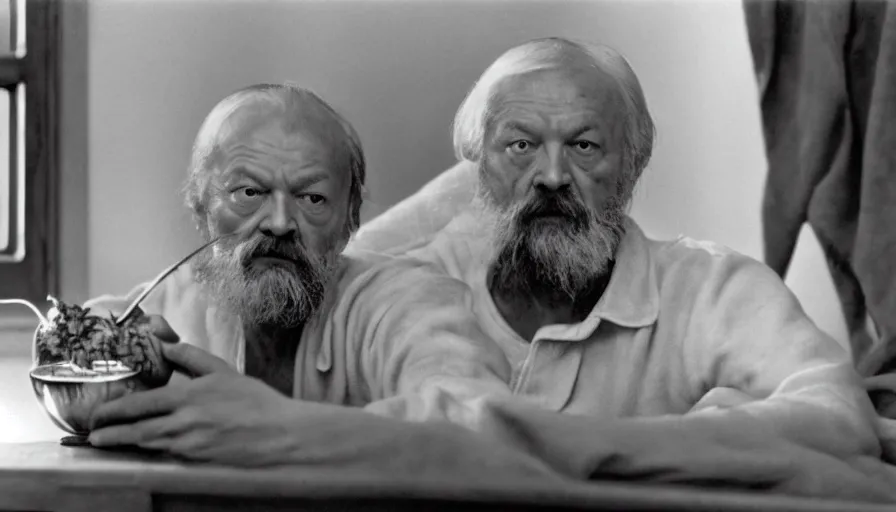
[80,0,847,347]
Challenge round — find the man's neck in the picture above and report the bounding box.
[488,263,613,343]
[243,322,303,397]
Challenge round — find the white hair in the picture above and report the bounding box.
[452,37,656,183]
[183,83,367,235]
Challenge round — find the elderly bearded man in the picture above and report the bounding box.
[350,38,896,500]
[76,84,550,475]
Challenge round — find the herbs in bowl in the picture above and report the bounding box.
[2,296,173,437]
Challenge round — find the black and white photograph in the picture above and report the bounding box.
[1,0,895,510]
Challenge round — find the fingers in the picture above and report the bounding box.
[689,387,756,413]
[89,386,184,430]
[162,343,236,378]
[134,315,178,387]
[142,430,213,460]
[147,315,180,343]
[88,412,189,448]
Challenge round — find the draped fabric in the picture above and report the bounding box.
[743,0,896,379]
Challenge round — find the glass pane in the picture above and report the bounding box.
[0,0,11,55]
[0,88,8,252]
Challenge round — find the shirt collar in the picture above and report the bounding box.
[312,263,347,374]
[452,212,660,331]
[591,218,660,329]
[312,254,374,374]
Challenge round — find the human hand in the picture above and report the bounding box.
[88,342,301,466]
[127,314,179,387]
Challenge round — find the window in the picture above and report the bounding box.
[0,0,59,305]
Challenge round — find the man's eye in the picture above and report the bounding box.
[572,140,598,154]
[231,187,265,202]
[508,140,534,154]
[302,194,326,206]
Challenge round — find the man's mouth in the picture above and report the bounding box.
[248,254,297,267]
[519,210,588,233]
[526,210,571,222]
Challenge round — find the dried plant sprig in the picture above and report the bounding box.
[2,295,171,387]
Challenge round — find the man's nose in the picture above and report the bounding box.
[532,147,572,193]
[259,192,297,238]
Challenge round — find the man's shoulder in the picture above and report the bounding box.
[334,251,472,308]
[409,210,492,276]
[84,263,208,318]
[644,230,784,296]
[338,250,461,288]
[348,207,488,278]
[650,233,747,267]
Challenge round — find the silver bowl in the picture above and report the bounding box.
[29,360,147,436]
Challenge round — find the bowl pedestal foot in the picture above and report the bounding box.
[60,435,91,447]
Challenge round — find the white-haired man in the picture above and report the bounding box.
[350,37,896,499]
[78,84,546,473]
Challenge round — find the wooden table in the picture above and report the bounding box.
[1,442,894,512]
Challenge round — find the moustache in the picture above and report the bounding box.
[240,236,310,268]
[516,191,589,228]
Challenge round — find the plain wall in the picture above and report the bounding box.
[77,0,848,345]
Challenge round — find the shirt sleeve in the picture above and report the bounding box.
[352,258,514,428]
[679,251,881,460]
[82,282,155,318]
[81,263,199,321]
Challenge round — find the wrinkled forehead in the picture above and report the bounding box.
[488,64,626,125]
[214,95,348,164]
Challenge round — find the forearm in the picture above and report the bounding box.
[725,361,882,458]
[364,376,512,431]
[371,364,876,462]
[276,400,560,483]
[469,396,896,502]
[476,398,791,482]
[500,371,880,481]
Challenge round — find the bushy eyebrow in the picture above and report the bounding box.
[223,167,330,190]
[568,125,602,139]
[494,121,604,140]
[497,121,539,136]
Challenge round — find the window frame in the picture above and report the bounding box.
[0,0,60,307]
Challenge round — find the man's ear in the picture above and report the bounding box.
[191,209,210,238]
[188,190,214,238]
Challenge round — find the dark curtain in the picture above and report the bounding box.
[743,0,896,378]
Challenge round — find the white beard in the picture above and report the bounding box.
[478,177,627,301]
[192,233,341,328]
